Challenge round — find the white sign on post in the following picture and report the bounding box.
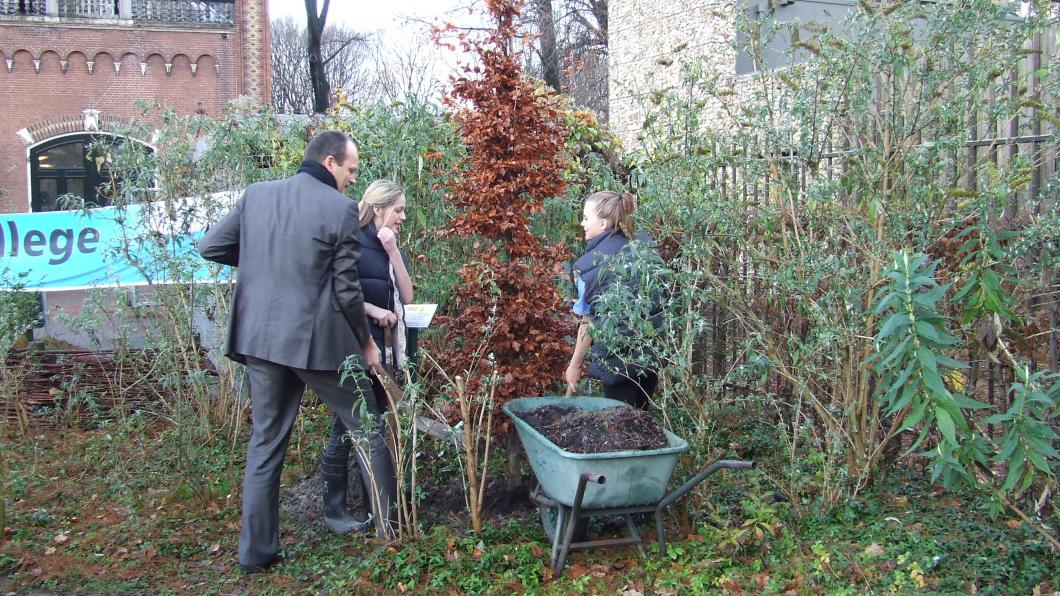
[404,304,438,329]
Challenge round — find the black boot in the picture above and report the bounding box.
[321,420,371,535]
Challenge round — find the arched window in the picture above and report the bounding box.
[29,134,151,212]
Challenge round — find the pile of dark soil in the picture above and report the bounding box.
[516,405,669,453]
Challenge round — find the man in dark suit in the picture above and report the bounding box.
[198,131,396,574]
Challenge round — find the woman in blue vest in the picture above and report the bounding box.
[565,191,659,409]
[321,179,412,536]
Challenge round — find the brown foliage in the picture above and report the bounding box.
[436,0,576,427]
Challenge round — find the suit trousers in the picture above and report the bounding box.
[239,356,397,567]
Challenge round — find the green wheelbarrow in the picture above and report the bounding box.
[503,396,755,576]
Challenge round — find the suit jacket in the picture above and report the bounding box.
[197,172,372,371]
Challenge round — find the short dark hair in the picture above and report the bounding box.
[304,130,354,164]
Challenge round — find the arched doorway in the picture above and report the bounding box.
[29,133,152,212]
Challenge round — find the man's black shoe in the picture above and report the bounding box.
[239,552,285,575]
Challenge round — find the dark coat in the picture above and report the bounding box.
[197,172,372,371]
[356,221,397,350]
[573,229,661,384]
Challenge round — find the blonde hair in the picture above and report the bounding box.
[358,179,405,227]
[585,191,636,238]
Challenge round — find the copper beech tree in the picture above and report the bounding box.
[437,0,576,429]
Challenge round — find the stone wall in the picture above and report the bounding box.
[608,0,748,147]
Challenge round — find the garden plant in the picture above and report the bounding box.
[0,0,1057,592]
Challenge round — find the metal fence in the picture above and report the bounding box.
[131,0,233,24]
[0,0,233,24]
[697,31,1058,422]
[0,0,46,15]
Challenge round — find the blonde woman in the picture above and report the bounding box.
[565,191,659,409]
[321,179,412,537]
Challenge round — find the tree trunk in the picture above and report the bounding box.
[506,432,523,490]
[305,0,331,114]
[535,0,561,92]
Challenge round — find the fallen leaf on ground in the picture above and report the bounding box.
[44,547,56,556]
[863,543,885,557]
[53,533,68,544]
[568,563,589,578]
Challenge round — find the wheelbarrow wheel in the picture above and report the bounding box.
[539,504,586,542]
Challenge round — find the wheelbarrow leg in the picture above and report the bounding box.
[624,515,647,558]
[655,511,667,557]
[549,505,567,570]
[553,473,605,576]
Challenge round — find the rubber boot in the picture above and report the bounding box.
[321,423,371,535]
[351,426,398,539]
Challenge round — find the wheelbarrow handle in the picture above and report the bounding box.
[654,459,755,558]
[580,473,606,485]
[571,473,606,521]
[656,459,755,513]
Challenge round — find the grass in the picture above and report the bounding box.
[1,406,1056,594]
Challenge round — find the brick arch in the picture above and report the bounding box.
[18,115,151,147]
[38,50,62,73]
[144,52,167,76]
[90,51,116,61]
[170,53,193,79]
[117,52,139,76]
[193,53,218,77]
[9,49,34,73]
[65,51,88,74]
[0,47,31,61]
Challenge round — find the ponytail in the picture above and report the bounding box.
[585,191,637,238]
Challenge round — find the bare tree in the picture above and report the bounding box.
[368,31,446,103]
[305,0,331,113]
[534,0,562,92]
[271,16,313,113]
[270,16,371,114]
[558,1,608,118]
[527,0,609,117]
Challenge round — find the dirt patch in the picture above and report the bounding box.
[280,460,370,528]
[515,405,668,453]
[280,461,535,528]
[420,475,534,517]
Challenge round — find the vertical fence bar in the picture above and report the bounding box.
[1029,32,1043,211]
[1004,67,1020,220]
[965,71,978,195]
[1051,301,1058,372]
[987,360,996,437]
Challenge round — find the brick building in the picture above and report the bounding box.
[0,0,270,214]
[0,0,269,347]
